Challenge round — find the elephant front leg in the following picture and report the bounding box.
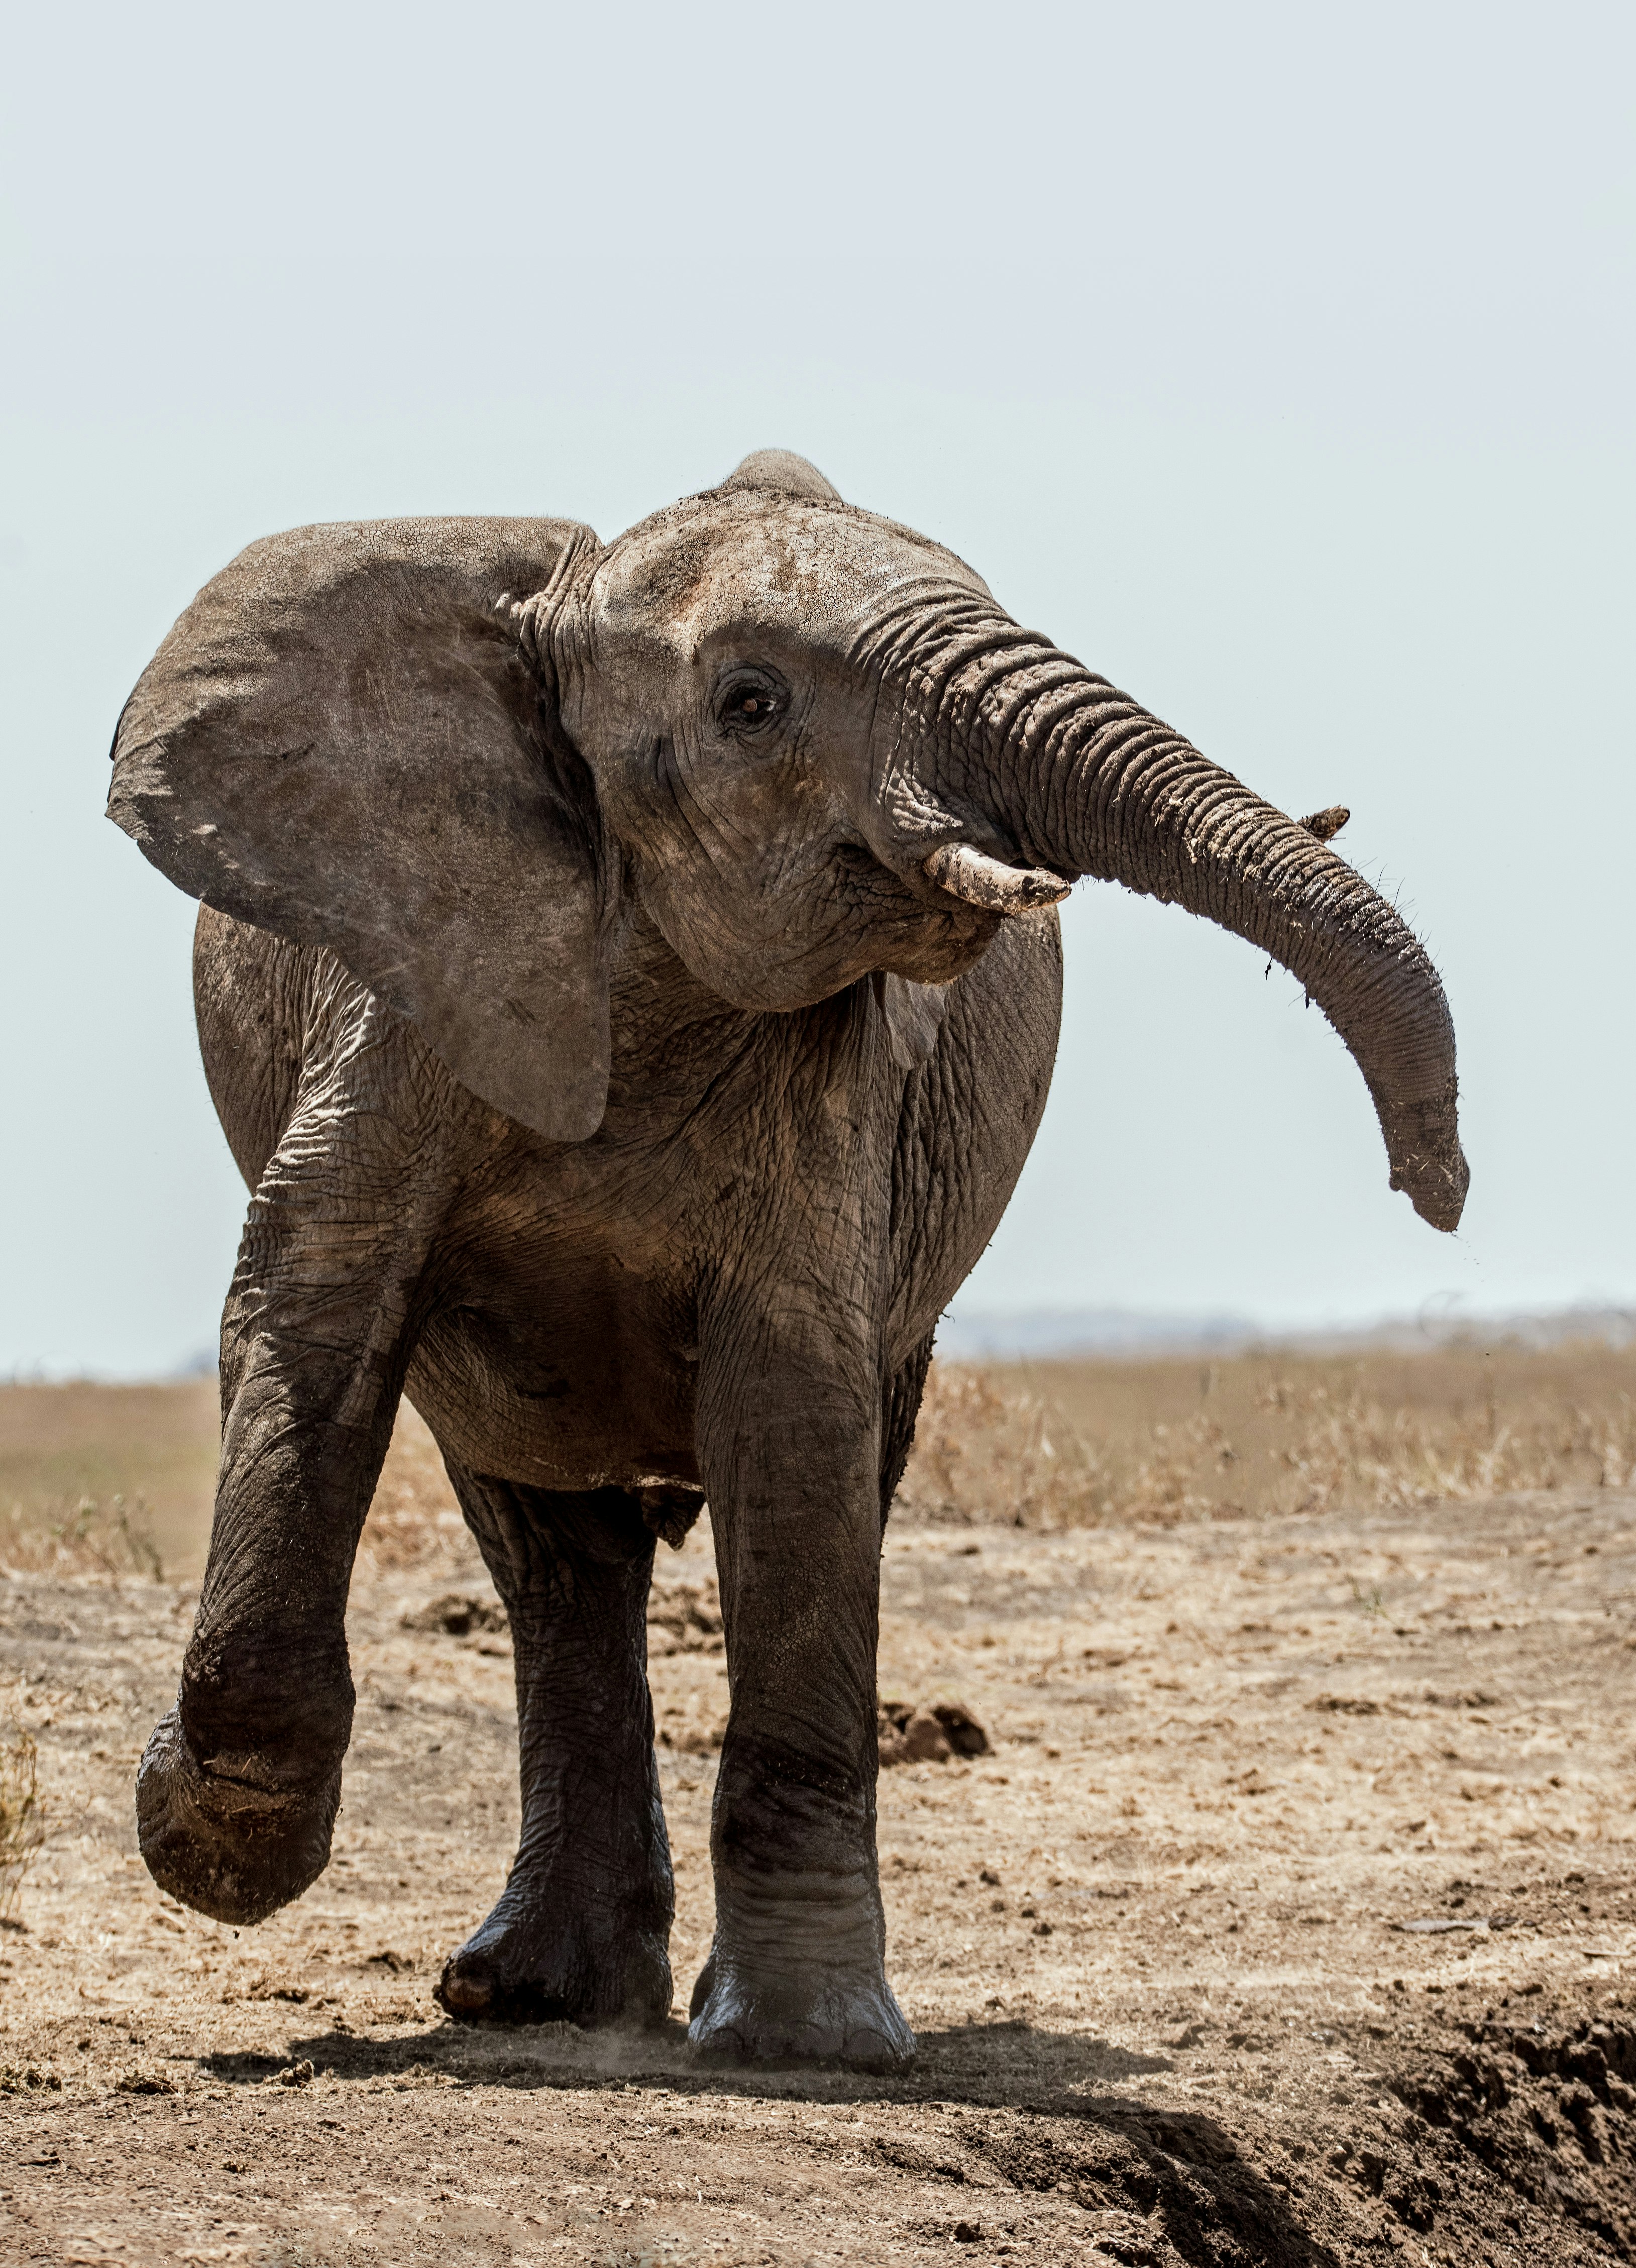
[435,1477,673,2029]
[688,1342,912,2074]
[138,993,454,1925]
[137,1361,390,1924]
[140,1315,422,1925]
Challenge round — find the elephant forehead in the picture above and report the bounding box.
[590,495,991,657]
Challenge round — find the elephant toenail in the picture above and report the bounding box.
[440,1968,493,2013]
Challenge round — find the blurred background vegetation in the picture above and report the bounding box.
[4,1340,1632,1582]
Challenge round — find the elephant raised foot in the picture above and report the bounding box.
[136,1708,341,1928]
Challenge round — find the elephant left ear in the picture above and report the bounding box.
[108,515,617,1141]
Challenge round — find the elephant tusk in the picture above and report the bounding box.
[923,841,1072,915]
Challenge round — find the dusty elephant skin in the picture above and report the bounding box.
[106,448,1468,2072]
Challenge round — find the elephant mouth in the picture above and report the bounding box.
[828,841,1003,987]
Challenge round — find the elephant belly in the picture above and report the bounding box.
[404,1246,702,1495]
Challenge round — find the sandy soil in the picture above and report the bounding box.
[5,1485,1636,2264]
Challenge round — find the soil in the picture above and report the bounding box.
[4,1484,1636,2265]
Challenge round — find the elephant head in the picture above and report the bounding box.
[109,448,1467,1228]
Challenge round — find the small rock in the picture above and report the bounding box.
[901,1707,953,1763]
[401,1592,507,1638]
[273,2059,315,2089]
[878,1698,990,1767]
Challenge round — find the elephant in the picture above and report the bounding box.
[107,447,1467,2072]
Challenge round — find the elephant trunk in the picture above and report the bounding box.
[891,602,1467,1231]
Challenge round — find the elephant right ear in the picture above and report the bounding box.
[108,516,617,1141]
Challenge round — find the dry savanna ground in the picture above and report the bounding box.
[3,1345,1636,2266]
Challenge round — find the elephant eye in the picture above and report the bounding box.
[715,668,788,742]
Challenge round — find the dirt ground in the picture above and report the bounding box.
[5,1466,1636,2265]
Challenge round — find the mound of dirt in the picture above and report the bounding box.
[400,1591,509,1638]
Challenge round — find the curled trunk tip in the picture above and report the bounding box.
[909,618,1467,1231]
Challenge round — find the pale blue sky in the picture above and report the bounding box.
[2,2,1632,1374]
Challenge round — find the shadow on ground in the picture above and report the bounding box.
[235,2012,1176,2097]
[199,2018,1344,2268]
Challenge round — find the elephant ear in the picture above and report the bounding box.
[108,515,616,1141]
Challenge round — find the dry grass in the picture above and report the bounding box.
[361,1342,1636,1558]
[3,1340,1634,1578]
[0,1385,468,1583]
[0,1380,216,1578]
[898,1339,1636,1528]
[0,1724,43,1921]
[0,1495,167,1582]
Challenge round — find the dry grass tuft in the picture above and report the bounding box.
[898,1342,1636,1529]
[0,1378,217,1578]
[0,1725,43,1921]
[0,1494,165,1580]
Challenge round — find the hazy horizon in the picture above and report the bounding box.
[9,1296,1634,1389]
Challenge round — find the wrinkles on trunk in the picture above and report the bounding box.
[858,595,1468,1232]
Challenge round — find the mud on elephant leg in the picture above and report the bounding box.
[139,1318,421,1926]
[689,1348,913,2074]
[435,1476,674,2029]
[137,984,454,1926]
[136,1367,378,1925]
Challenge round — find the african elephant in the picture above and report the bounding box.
[107,448,1467,2072]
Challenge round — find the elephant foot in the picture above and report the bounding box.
[435,1874,673,2028]
[687,1946,915,2073]
[136,1706,340,1926]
